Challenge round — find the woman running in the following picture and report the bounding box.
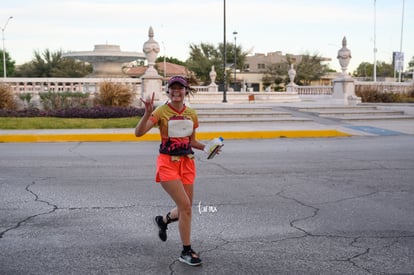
[135,75,205,266]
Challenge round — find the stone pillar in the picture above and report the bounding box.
[332,78,360,105]
[332,37,361,105]
[208,66,218,92]
[141,26,162,103]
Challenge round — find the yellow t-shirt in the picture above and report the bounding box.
[149,103,199,155]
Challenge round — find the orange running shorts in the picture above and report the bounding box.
[156,153,196,184]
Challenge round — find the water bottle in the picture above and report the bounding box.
[204,137,224,159]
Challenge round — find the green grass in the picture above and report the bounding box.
[0,117,139,129]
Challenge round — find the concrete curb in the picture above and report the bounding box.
[0,129,351,143]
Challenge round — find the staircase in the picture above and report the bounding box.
[195,105,312,124]
[296,106,414,121]
[192,104,414,125]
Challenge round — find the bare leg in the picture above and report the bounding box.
[160,180,193,245]
[164,207,178,223]
[164,184,193,222]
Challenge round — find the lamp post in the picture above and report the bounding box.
[2,16,13,79]
[398,0,405,82]
[373,0,377,82]
[162,41,166,88]
[233,31,237,89]
[222,0,227,103]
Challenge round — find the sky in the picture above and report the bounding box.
[1,0,413,73]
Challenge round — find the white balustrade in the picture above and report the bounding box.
[296,86,333,95]
[2,78,412,105]
[2,77,142,94]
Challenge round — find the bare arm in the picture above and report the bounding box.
[191,130,223,157]
[189,130,206,151]
[135,93,155,137]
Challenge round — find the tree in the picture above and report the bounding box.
[155,56,186,66]
[376,61,394,78]
[186,42,248,85]
[55,57,94,77]
[292,54,330,85]
[405,56,414,79]
[217,42,247,85]
[353,62,373,79]
[14,49,92,77]
[353,61,394,79]
[408,56,414,72]
[262,63,289,91]
[0,50,16,77]
[186,43,221,84]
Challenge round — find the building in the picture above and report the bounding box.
[242,51,301,73]
[123,62,189,79]
[237,52,332,91]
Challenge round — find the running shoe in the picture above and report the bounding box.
[154,216,167,242]
[178,249,202,266]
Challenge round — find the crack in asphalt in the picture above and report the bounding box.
[0,181,155,240]
[315,191,379,205]
[68,142,98,162]
[198,154,411,178]
[3,179,413,274]
[342,237,373,274]
[166,189,382,273]
[275,190,376,273]
[274,190,414,273]
[332,249,373,274]
[197,156,235,174]
[276,190,319,237]
[66,205,140,211]
[0,181,58,239]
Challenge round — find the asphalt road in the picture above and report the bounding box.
[1,136,414,274]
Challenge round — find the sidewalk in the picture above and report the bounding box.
[0,102,413,142]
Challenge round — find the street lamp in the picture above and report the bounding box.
[233,31,237,90]
[373,0,377,82]
[2,16,13,79]
[222,0,227,103]
[398,0,405,82]
[162,41,167,89]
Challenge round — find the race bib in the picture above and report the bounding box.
[168,118,194,137]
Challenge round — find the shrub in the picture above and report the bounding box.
[0,84,17,110]
[355,86,414,103]
[95,81,134,107]
[400,91,414,103]
[0,108,45,117]
[0,106,144,118]
[356,89,391,102]
[50,106,144,118]
[39,91,90,110]
[18,93,33,106]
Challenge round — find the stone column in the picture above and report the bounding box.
[141,26,163,103]
[332,37,361,105]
